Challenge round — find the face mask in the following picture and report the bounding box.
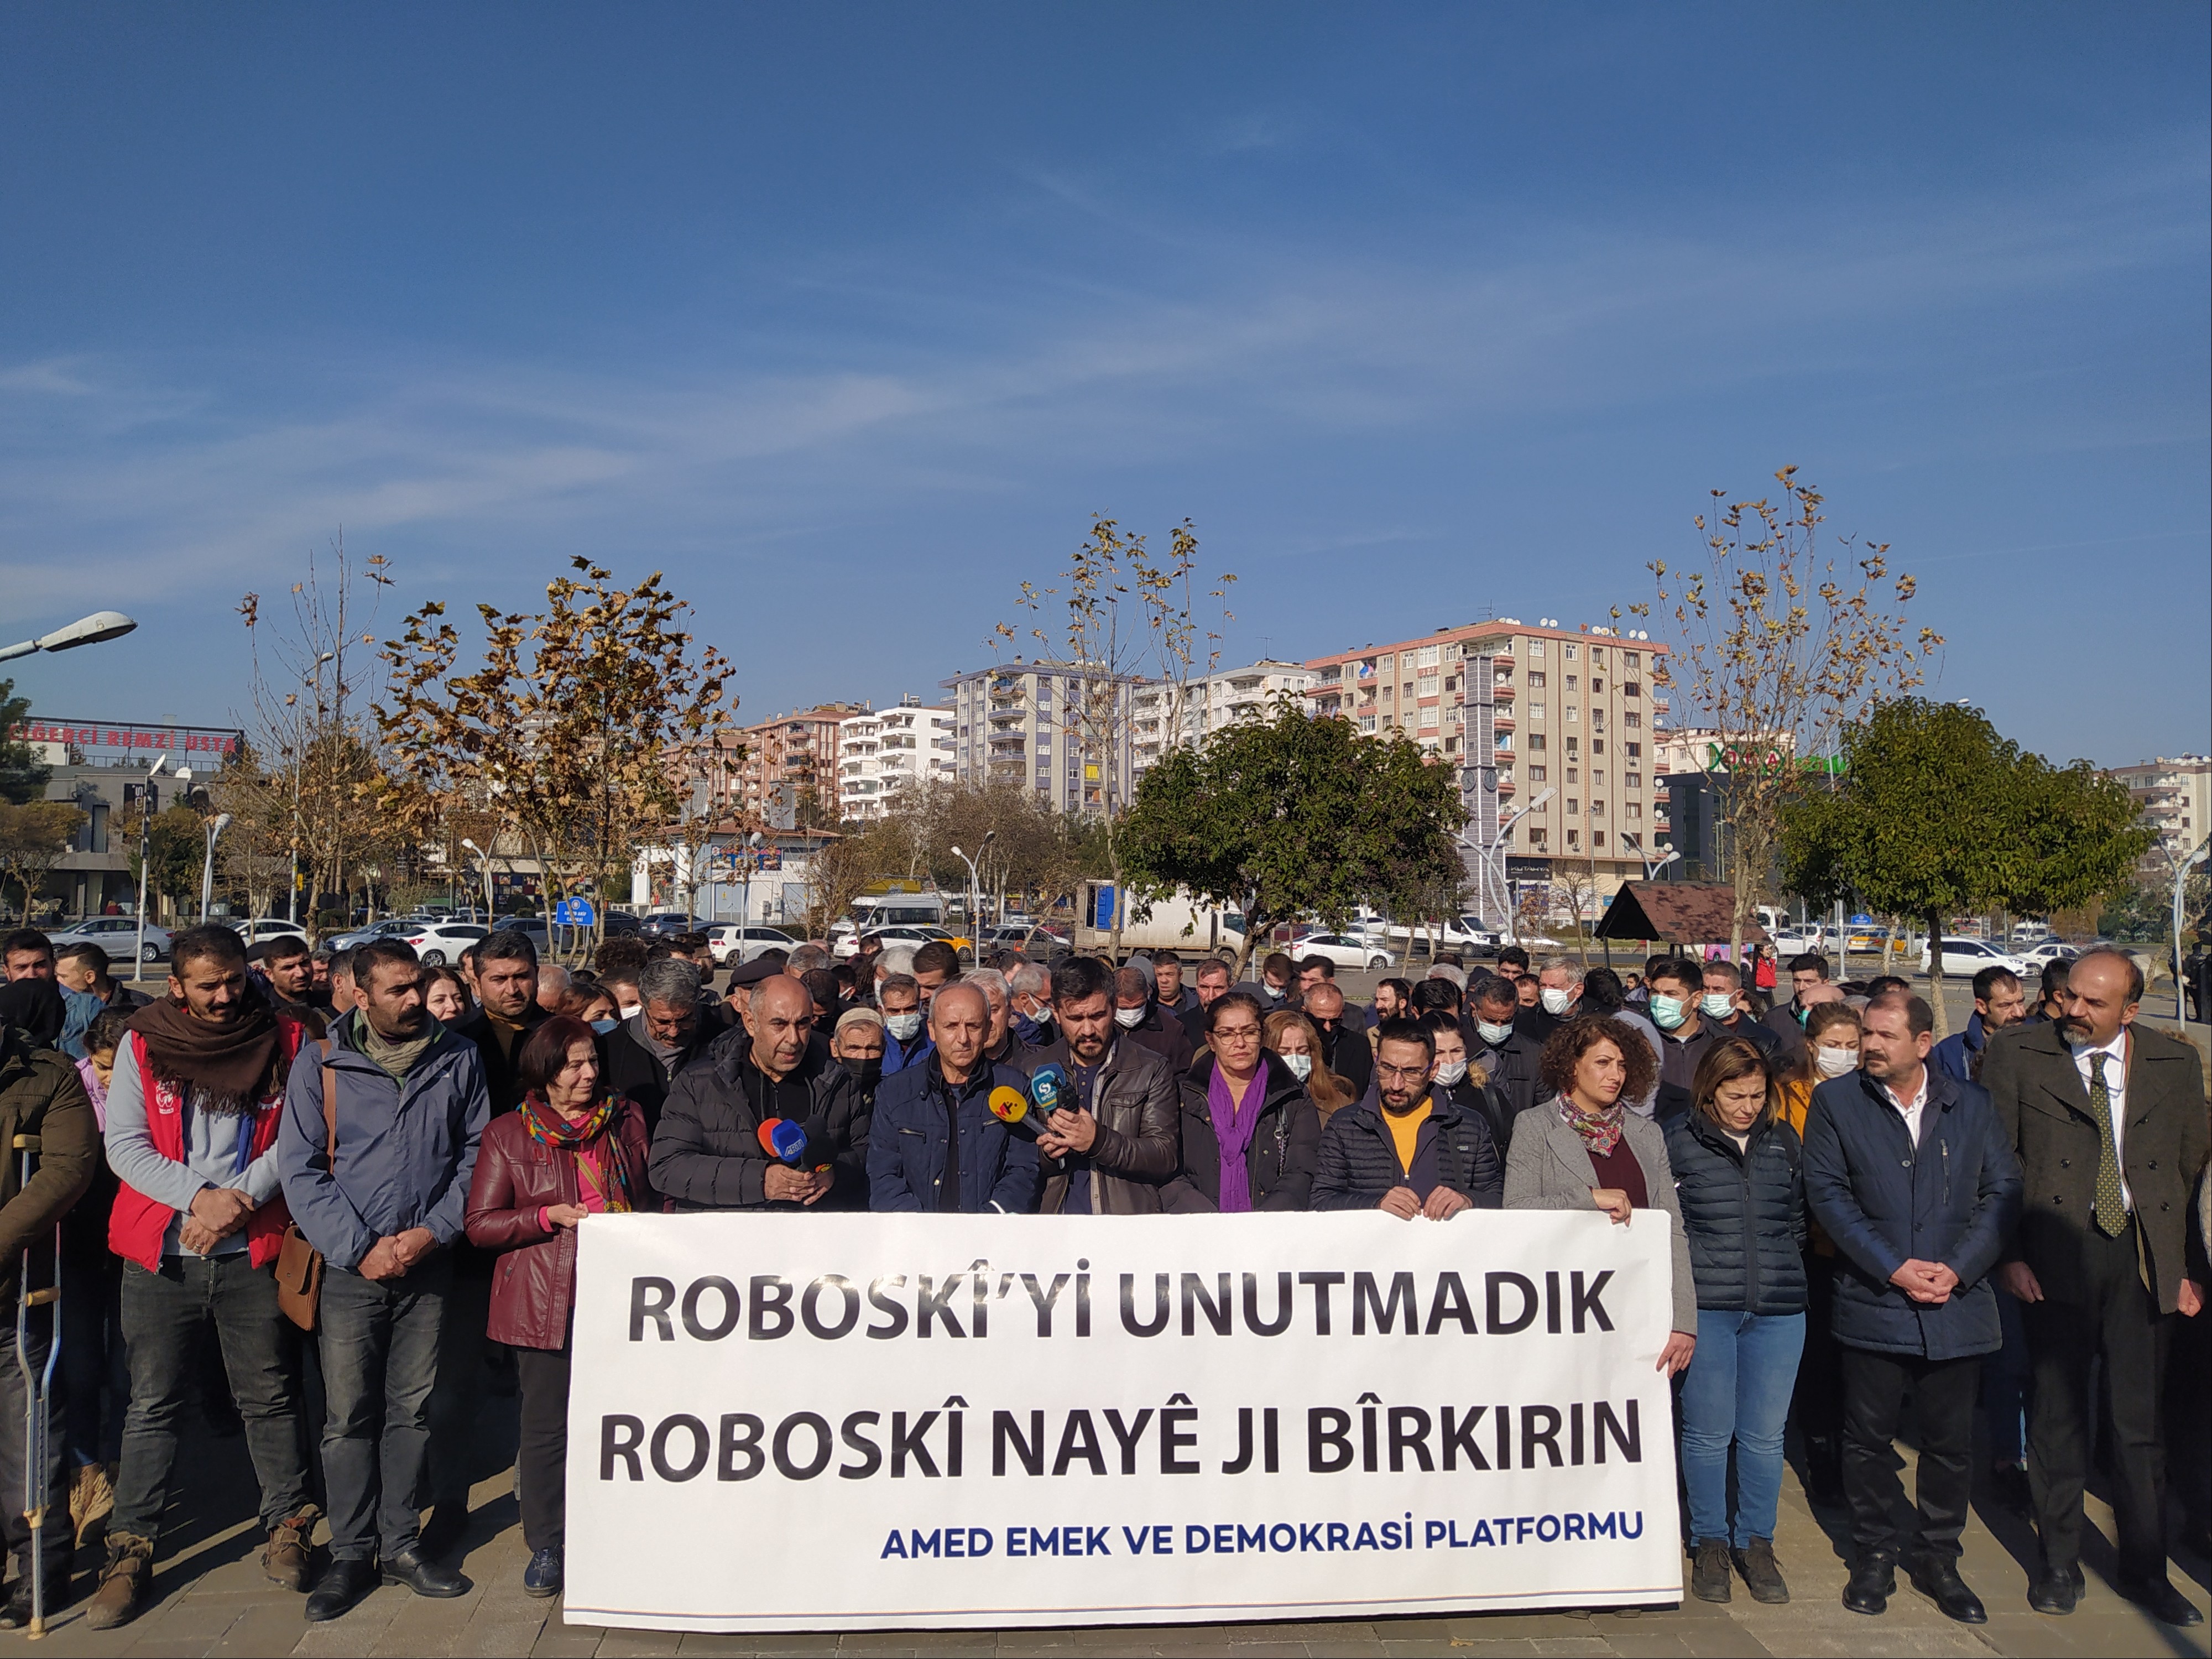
[589,1018,618,1035]
[1114,1006,1146,1030]
[1795,1006,1811,1028]
[1434,1058,1468,1087]
[1539,988,1572,1015]
[1701,993,1736,1020]
[1282,1052,1313,1082]
[1815,1045,1858,1079]
[1650,995,1687,1031]
[1262,983,1286,1000]
[1476,1018,1514,1046]
[884,1012,923,1042]
[618,1003,642,1021]
[842,1056,884,1089]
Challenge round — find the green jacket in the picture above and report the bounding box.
[0,1028,97,1298]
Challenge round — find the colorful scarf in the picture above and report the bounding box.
[520,1092,634,1213]
[1208,1059,1262,1214]
[1559,1096,1627,1157]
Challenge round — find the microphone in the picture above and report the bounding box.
[988,1086,1031,1125]
[1028,1063,1070,1117]
[758,1117,810,1163]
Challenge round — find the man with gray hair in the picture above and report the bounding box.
[1515,955,1580,1044]
[1008,961,1056,1048]
[534,963,578,1018]
[601,957,711,1136]
[963,967,1021,1066]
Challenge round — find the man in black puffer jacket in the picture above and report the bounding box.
[1313,1018,1499,1215]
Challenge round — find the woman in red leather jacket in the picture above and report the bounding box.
[464,1013,656,1601]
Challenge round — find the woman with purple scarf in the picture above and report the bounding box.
[1162,992,1319,1213]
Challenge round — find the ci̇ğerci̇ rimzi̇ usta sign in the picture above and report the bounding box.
[564,1209,1683,1631]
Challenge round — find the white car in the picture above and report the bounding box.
[48,915,172,964]
[232,917,310,948]
[2017,940,2081,975]
[706,924,801,966]
[392,921,490,966]
[1919,937,2030,979]
[1294,933,1395,971]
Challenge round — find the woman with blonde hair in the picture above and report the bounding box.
[1262,1008,1356,1119]
[1664,1037,1807,1606]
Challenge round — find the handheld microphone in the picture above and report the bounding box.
[988,1085,1030,1125]
[1028,1062,1070,1118]
[758,1117,810,1164]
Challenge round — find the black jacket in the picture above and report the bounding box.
[1121,1003,1195,1077]
[600,1016,711,1138]
[1316,1021,1372,1098]
[1664,1110,1809,1316]
[1164,1052,1319,1213]
[647,1026,868,1211]
[455,1004,551,1113]
[1472,1027,1544,1140]
[1312,1089,1501,1212]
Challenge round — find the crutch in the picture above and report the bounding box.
[13,1135,60,1640]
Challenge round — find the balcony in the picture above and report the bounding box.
[1491,713,1515,733]
[1496,775,1516,795]
[1491,681,1514,701]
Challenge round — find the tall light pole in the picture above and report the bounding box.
[133,755,171,977]
[950,830,994,954]
[1641,847,1682,882]
[461,837,493,918]
[199,813,233,926]
[0,610,137,664]
[288,649,336,926]
[739,831,763,925]
[1471,786,1555,943]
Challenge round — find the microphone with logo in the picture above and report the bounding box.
[989,1063,1073,1139]
[757,1117,833,1173]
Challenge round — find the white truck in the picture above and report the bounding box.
[1072,881,1245,961]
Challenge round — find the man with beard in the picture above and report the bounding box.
[91,926,317,1631]
[599,957,712,1137]
[1311,1016,1498,1215]
[1029,958,1178,1215]
[278,941,490,1621]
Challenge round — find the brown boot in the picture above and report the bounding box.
[86,1533,154,1632]
[70,1461,114,1548]
[262,1505,320,1592]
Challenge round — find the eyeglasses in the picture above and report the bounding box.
[1212,1026,1260,1042]
[1375,1062,1430,1082]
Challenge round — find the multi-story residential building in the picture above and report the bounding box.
[1304,619,1672,914]
[704,702,865,827]
[1129,659,1314,773]
[837,696,957,821]
[2105,754,2211,869]
[940,659,1142,815]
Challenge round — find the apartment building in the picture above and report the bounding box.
[1129,659,1314,773]
[2105,753,2211,868]
[940,659,1142,815]
[698,703,865,827]
[1304,618,1672,910]
[837,696,957,821]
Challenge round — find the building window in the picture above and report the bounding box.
[1528,765,1547,782]
[1624,651,1640,670]
[1527,827,1547,847]
[1566,706,1578,723]
[1527,671,1545,688]
[1528,734,1546,752]
[1566,675,1578,691]
[1625,771,1641,789]
[1564,643,1578,660]
[1567,828,1580,849]
[1359,714,1377,733]
[1593,831,1606,849]
[1623,682,1640,698]
[1494,731,1512,751]
[1626,802,1642,819]
[1626,742,1642,759]
[1529,702,1546,720]
[1417,670,1438,697]
[1566,797,1579,815]
[1419,706,1439,730]
[1591,800,1606,818]
[1592,678,1604,695]
[1593,709,1606,731]
[1417,644,1440,668]
[1566,737,1578,755]
[1625,713,1641,729]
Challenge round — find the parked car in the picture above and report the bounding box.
[1295,933,1395,971]
[705,924,801,966]
[48,915,172,964]
[391,920,491,966]
[1919,937,2031,979]
[327,917,419,951]
[984,922,1070,959]
[639,911,709,940]
[857,924,974,964]
[232,917,310,948]
[2017,940,2082,975]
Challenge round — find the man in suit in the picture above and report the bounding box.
[1983,947,2208,1626]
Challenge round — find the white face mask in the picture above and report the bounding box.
[1282,1052,1313,1082]
[1114,1006,1146,1029]
[1476,1018,1514,1046]
[1539,987,1572,1015]
[1815,1044,1859,1079]
[884,1011,923,1042]
[1700,992,1736,1020]
[1650,995,1687,1031]
[1434,1058,1469,1087]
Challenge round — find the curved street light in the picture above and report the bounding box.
[0,610,138,664]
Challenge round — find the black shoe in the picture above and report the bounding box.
[1690,1538,1731,1603]
[2027,1564,2078,1615]
[1734,1537,1790,1605]
[381,1548,470,1599]
[1907,1554,1987,1624]
[0,1573,71,1630]
[1843,1556,1895,1615]
[416,1504,467,1563]
[304,1558,378,1623]
[521,1545,562,1599]
[2117,1577,2204,1627]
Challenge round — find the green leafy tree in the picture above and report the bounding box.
[0,800,86,921]
[1783,698,2152,1035]
[1118,700,1466,977]
[119,803,208,922]
[0,681,49,806]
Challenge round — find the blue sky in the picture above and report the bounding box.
[3,3,2205,768]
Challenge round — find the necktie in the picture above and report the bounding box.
[2086,1052,2127,1238]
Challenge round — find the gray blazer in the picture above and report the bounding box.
[1504,1103,1698,1335]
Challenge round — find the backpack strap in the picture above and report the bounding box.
[319,1037,339,1174]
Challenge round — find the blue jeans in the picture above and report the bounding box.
[317,1257,448,1561]
[1679,1308,1806,1546]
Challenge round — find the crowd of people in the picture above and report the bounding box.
[0,919,2203,1633]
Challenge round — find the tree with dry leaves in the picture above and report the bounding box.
[0,801,86,922]
[1626,468,1942,956]
[993,515,1235,956]
[378,559,737,962]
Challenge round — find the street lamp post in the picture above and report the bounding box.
[133,756,171,978]
[0,611,137,665]
[1641,847,1682,881]
[739,831,763,926]
[288,649,336,927]
[461,838,494,918]
[949,830,995,958]
[1467,786,1556,944]
[199,813,233,926]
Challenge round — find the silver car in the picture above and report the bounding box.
[48,915,173,964]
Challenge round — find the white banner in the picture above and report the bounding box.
[564,1209,1682,1631]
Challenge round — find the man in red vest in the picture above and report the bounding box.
[88,926,318,1632]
